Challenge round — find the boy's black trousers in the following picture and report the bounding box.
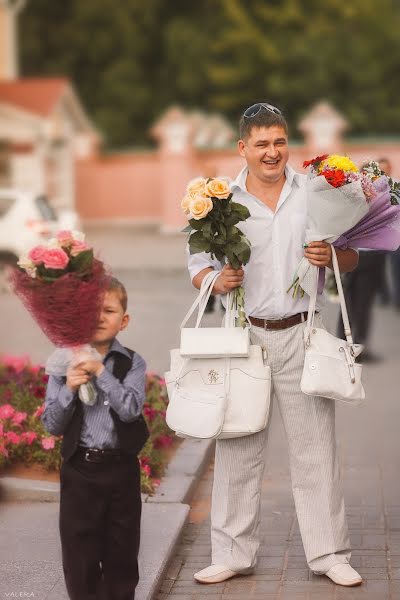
[59,451,141,600]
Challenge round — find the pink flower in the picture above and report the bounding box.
[143,406,158,422]
[70,240,90,257]
[154,435,173,449]
[33,404,45,418]
[0,423,3,436]
[21,431,38,445]
[5,431,21,444]
[141,464,151,477]
[41,437,55,450]
[0,404,15,420]
[0,354,30,372]
[158,377,166,386]
[12,411,27,426]
[28,245,47,264]
[56,230,74,246]
[42,248,69,270]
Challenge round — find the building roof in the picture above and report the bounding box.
[0,77,69,116]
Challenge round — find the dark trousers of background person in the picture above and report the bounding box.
[337,251,386,349]
[390,247,400,309]
[59,452,141,600]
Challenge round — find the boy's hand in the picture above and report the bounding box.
[304,241,332,268]
[76,359,105,378]
[66,365,92,392]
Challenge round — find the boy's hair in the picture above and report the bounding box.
[239,109,288,141]
[106,277,128,312]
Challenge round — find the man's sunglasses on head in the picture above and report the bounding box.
[243,103,282,119]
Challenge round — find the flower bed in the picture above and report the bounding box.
[0,355,175,494]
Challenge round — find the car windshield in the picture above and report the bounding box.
[35,195,57,221]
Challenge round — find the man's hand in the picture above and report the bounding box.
[76,360,105,378]
[304,241,332,268]
[66,365,92,392]
[213,263,244,294]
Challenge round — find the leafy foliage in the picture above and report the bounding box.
[188,197,251,269]
[20,0,400,147]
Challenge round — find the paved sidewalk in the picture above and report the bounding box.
[157,306,400,600]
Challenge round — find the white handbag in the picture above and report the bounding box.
[165,271,271,439]
[301,246,365,404]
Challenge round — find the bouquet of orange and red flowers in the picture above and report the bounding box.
[181,176,251,327]
[11,230,110,405]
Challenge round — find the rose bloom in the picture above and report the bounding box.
[141,464,151,477]
[42,248,69,270]
[70,240,90,257]
[57,230,75,247]
[0,404,15,420]
[21,431,38,445]
[28,245,47,264]
[41,437,55,450]
[5,431,21,445]
[181,194,192,215]
[189,195,213,220]
[205,178,231,199]
[186,177,206,198]
[12,411,27,426]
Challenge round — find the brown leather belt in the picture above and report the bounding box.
[249,312,310,330]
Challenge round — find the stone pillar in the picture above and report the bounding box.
[151,106,196,232]
[0,0,26,79]
[298,101,348,154]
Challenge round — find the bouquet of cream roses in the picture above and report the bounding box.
[182,176,251,326]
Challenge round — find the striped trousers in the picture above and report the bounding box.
[211,317,351,574]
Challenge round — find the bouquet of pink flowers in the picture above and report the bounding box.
[181,176,251,326]
[11,230,110,405]
[11,230,109,346]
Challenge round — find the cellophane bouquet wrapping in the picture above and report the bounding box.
[182,176,251,327]
[11,230,110,404]
[289,155,400,297]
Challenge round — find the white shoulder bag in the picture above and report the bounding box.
[301,246,365,404]
[165,271,271,439]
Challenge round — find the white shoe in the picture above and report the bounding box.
[194,564,238,584]
[325,563,362,586]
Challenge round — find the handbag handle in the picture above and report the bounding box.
[180,269,238,330]
[306,245,354,347]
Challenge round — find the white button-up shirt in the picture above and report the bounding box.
[187,164,324,319]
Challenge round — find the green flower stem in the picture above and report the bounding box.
[232,285,247,328]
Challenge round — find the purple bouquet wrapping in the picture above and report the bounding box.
[317,176,400,293]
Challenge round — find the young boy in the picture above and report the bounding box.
[42,277,149,600]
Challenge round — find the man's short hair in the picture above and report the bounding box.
[239,107,288,140]
[106,277,128,312]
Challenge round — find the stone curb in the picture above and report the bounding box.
[0,436,215,600]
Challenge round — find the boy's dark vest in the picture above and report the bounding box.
[61,348,150,462]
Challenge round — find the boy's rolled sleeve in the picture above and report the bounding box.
[42,376,76,436]
[96,353,146,422]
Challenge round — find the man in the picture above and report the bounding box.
[187,103,362,587]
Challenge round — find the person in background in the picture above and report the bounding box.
[375,158,393,306]
[379,158,400,310]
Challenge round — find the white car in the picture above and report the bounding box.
[0,188,80,272]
